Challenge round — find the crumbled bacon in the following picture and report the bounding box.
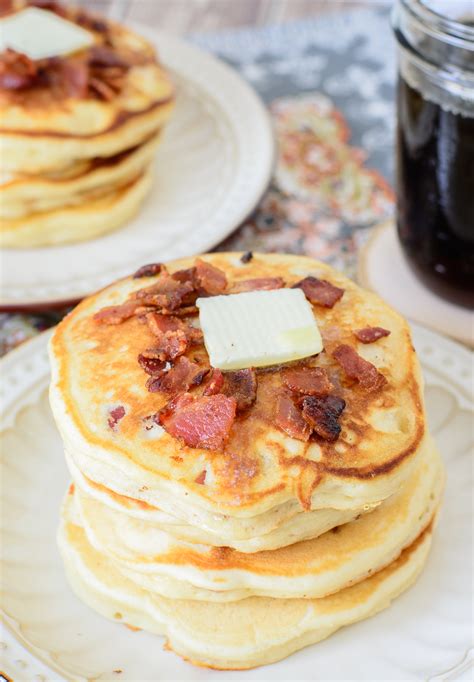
[282,366,333,396]
[240,251,253,264]
[194,259,227,295]
[230,277,284,293]
[294,276,344,308]
[203,368,224,396]
[146,356,207,394]
[171,267,196,284]
[221,369,257,412]
[137,352,167,376]
[93,300,144,324]
[132,273,195,310]
[107,405,126,430]
[333,344,386,391]
[275,393,311,442]
[355,327,391,344]
[157,393,237,450]
[301,395,346,442]
[89,45,128,69]
[133,263,164,279]
[195,470,207,485]
[0,49,38,90]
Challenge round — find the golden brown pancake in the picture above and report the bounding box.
[49,253,427,541]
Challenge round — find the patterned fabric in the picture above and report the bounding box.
[0,8,395,356]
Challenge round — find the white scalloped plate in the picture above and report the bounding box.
[0,28,274,308]
[0,324,473,682]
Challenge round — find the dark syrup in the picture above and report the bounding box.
[396,77,474,308]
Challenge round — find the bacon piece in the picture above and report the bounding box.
[93,300,143,324]
[282,366,333,396]
[61,58,89,98]
[275,393,311,442]
[133,263,164,279]
[302,395,346,442]
[333,344,386,391]
[133,273,195,310]
[171,267,196,284]
[0,49,38,90]
[89,45,128,69]
[221,369,257,411]
[230,277,284,293]
[203,368,224,396]
[355,326,391,344]
[146,313,202,344]
[294,276,344,308]
[107,405,125,431]
[157,393,237,450]
[195,470,207,485]
[195,259,227,295]
[138,353,167,376]
[146,356,207,394]
[240,251,253,264]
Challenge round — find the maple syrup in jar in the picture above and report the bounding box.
[393,0,474,308]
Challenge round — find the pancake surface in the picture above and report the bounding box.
[50,252,426,538]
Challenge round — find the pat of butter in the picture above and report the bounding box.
[0,8,95,61]
[197,288,323,370]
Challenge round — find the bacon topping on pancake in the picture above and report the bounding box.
[240,251,253,264]
[133,263,164,279]
[194,259,227,295]
[282,366,333,396]
[137,353,167,376]
[294,276,344,308]
[157,393,237,450]
[355,326,391,343]
[221,368,257,412]
[229,277,284,293]
[333,344,386,391]
[203,368,225,396]
[275,393,311,442]
[107,405,125,431]
[301,395,346,442]
[144,313,202,362]
[195,469,207,485]
[146,356,207,394]
[93,300,145,324]
[0,49,38,90]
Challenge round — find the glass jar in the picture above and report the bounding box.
[392,0,474,309]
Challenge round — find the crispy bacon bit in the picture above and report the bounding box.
[146,356,207,394]
[275,393,311,442]
[333,344,386,391]
[89,45,128,69]
[240,251,253,264]
[302,395,346,442]
[221,369,257,412]
[171,267,196,285]
[133,263,164,279]
[355,326,391,344]
[157,393,237,450]
[108,405,126,431]
[230,277,284,293]
[195,259,227,295]
[146,312,202,346]
[94,300,143,324]
[203,368,224,396]
[294,276,344,308]
[133,274,195,311]
[282,366,333,396]
[0,49,38,90]
[137,353,167,376]
[195,470,207,485]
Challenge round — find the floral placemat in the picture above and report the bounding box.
[0,7,395,356]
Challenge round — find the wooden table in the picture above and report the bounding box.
[79,0,392,34]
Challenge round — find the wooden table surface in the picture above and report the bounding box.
[80,0,391,34]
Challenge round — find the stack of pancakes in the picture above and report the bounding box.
[0,1,174,247]
[49,253,444,670]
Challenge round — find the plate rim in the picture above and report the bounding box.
[0,27,275,309]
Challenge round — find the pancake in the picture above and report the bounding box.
[49,253,427,540]
[0,132,161,219]
[59,489,437,670]
[1,167,153,247]
[73,439,443,600]
[0,1,174,173]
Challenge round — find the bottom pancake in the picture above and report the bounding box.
[0,168,153,248]
[58,492,437,670]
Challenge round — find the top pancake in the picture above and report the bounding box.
[0,1,174,171]
[49,252,426,523]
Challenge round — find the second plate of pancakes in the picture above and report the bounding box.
[0,28,274,308]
